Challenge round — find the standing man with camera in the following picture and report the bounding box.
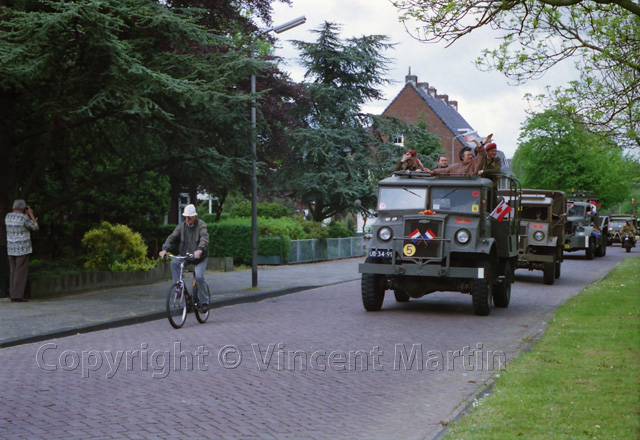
[5,200,39,302]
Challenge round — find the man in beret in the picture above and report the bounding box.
[391,150,425,173]
[478,142,502,177]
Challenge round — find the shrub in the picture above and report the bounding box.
[294,217,329,240]
[258,217,306,239]
[258,236,291,260]
[202,213,217,223]
[82,221,155,271]
[29,258,85,278]
[207,219,252,264]
[206,217,303,265]
[230,201,292,219]
[328,221,355,238]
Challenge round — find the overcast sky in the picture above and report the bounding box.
[268,0,579,159]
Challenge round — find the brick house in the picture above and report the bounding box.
[382,70,480,163]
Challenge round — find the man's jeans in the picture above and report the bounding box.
[170,257,209,304]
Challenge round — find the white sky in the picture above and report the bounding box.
[269,0,579,159]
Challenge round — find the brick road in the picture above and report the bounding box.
[0,250,629,440]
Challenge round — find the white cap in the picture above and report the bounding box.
[182,204,197,217]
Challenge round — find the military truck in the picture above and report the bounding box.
[358,172,521,316]
[500,189,566,285]
[564,192,607,259]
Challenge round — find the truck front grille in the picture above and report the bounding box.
[402,217,443,259]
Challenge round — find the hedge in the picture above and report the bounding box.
[156,217,303,265]
[230,201,291,219]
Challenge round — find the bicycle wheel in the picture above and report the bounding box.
[166,283,187,329]
[195,283,211,324]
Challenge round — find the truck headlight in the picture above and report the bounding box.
[455,229,470,244]
[533,231,545,241]
[378,227,392,241]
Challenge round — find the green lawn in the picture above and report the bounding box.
[443,257,640,440]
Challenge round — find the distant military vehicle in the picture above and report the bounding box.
[500,189,566,285]
[564,192,607,259]
[359,171,521,316]
[608,215,638,245]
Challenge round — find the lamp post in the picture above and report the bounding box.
[451,128,478,163]
[251,16,306,288]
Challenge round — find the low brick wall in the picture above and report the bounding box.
[27,257,234,299]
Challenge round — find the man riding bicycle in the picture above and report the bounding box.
[159,204,210,312]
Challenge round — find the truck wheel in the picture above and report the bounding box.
[394,289,410,302]
[555,261,561,279]
[585,239,595,260]
[361,257,386,311]
[596,236,606,257]
[543,261,556,285]
[472,261,493,316]
[493,260,512,308]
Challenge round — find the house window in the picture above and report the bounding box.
[393,134,405,146]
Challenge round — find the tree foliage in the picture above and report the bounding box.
[392,0,640,149]
[279,22,396,222]
[0,0,297,255]
[512,105,635,207]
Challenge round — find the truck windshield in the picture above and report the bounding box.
[567,205,585,216]
[377,187,428,211]
[522,205,548,221]
[431,187,482,215]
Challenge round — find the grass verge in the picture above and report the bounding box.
[443,257,640,440]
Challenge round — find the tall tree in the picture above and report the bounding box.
[0,0,268,252]
[279,22,396,222]
[512,105,635,207]
[392,0,640,150]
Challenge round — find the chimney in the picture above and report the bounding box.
[436,94,449,105]
[405,67,418,85]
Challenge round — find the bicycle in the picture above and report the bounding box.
[165,254,211,329]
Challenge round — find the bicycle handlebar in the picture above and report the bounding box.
[164,253,194,260]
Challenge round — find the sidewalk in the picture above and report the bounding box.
[0,257,364,348]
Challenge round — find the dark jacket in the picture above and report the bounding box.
[162,218,209,260]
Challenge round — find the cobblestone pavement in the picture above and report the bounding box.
[0,251,630,440]
[0,259,363,347]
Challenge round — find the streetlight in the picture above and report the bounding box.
[251,16,306,288]
[451,128,478,163]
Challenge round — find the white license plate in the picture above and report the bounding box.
[369,250,393,258]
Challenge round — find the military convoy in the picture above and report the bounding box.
[358,165,631,315]
[499,189,566,285]
[563,192,608,260]
[358,171,521,316]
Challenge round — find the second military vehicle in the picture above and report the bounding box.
[359,171,521,316]
[502,189,566,285]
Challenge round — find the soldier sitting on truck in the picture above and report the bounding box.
[391,150,425,173]
[477,142,501,177]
